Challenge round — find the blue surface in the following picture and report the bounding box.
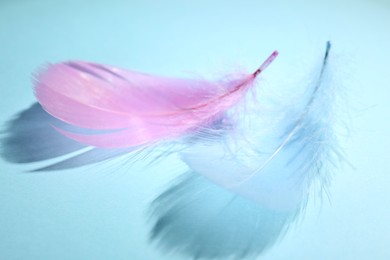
[0,0,389,259]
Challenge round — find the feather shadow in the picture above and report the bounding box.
[149,172,298,259]
[0,103,131,171]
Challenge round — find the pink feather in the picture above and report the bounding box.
[34,51,278,148]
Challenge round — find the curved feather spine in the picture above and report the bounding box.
[181,42,340,211]
[236,42,332,186]
[152,41,343,259]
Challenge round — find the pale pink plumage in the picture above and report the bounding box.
[34,52,278,148]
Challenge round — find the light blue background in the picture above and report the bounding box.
[0,0,389,259]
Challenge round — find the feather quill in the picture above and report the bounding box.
[180,42,336,210]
